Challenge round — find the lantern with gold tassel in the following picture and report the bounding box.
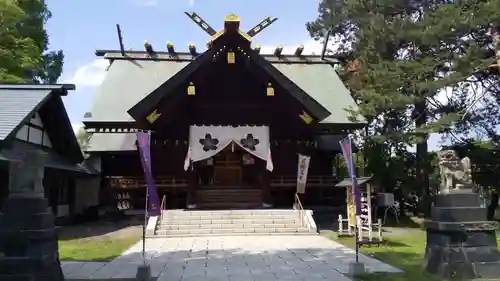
[266,83,274,96]
[227,49,235,64]
[187,82,196,96]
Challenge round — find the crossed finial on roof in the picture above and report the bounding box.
[184,12,278,42]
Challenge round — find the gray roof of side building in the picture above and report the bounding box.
[0,89,52,140]
[0,84,84,163]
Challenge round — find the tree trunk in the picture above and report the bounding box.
[414,100,430,217]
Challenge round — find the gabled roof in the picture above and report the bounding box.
[0,88,52,140]
[89,40,364,127]
[272,64,365,125]
[83,60,190,123]
[0,84,83,163]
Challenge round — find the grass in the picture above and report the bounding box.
[59,236,140,262]
[329,230,440,281]
[331,229,500,281]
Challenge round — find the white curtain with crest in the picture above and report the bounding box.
[184,125,273,171]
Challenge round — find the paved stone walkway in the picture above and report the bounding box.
[63,235,401,281]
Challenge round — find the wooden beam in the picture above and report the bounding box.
[98,50,341,64]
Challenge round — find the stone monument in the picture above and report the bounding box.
[0,150,64,281]
[423,150,500,279]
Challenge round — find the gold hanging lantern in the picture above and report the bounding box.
[227,49,235,64]
[187,82,196,96]
[266,83,274,96]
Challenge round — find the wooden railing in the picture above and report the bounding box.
[295,193,305,227]
[160,195,167,222]
[108,176,188,188]
[107,175,337,189]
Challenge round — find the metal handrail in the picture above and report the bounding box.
[159,195,167,222]
[295,193,305,227]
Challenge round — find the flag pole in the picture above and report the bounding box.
[355,214,360,263]
[142,189,148,265]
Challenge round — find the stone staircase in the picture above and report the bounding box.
[153,209,317,237]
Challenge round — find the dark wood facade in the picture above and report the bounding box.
[85,13,365,210]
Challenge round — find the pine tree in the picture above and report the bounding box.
[308,0,500,214]
[0,0,64,83]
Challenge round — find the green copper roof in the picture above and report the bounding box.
[84,60,190,122]
[272,64,365,125]
[85,58,364,125]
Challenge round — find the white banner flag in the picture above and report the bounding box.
[296,154,311,194]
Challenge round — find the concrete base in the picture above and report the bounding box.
[135,264,151,281]
[348,261,366,276]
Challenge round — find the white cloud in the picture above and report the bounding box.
[61,59,108,88]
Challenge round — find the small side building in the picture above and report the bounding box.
[0,84,100,224]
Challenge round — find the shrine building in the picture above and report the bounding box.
[83,13,365,211]
[0,84,100,224]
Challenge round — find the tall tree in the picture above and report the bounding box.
[0,0,63,84]
[308,0,500,214]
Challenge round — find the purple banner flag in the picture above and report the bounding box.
[339,136,361,216]
[136,131,161,216]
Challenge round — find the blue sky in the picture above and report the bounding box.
[45,0,446,150]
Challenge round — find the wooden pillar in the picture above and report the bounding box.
[261,171,272,207]
[186,163,198,208]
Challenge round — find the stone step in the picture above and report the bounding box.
[151,232,316,238]
[194,202,263,209]
[154,227,311,236]
[164,210,299,216]
[157,223,302,230]
[160,218,299,225]
[163,214,300,220]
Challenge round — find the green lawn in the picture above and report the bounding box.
[330,231,441,281]
[331,230,500,281]
[59,236,140,262]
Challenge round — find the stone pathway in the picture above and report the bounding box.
[63,235,401,281]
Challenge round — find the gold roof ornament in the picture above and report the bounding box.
[274,45,283,57]
[166,42,175,53]
[224,13,240,22]
[224,13,241,33]
[299,110,313,124]
[146,109,161,124]
[188,43,197,56]
[144,40,154,54]
[254,44,261,54]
